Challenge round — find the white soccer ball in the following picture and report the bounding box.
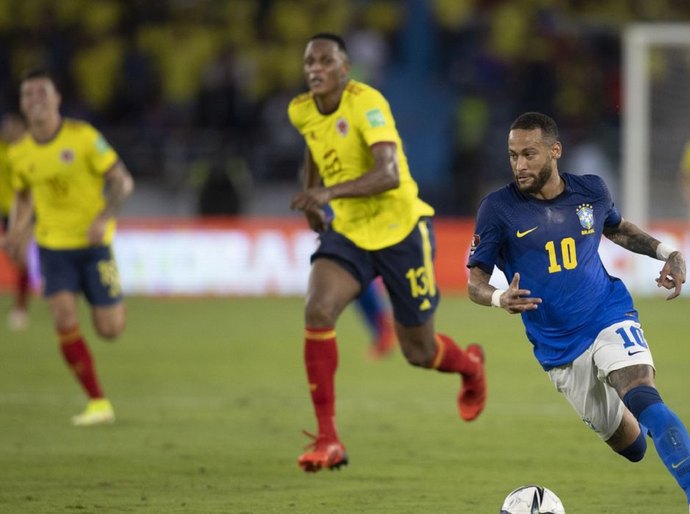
[500,485,566,513]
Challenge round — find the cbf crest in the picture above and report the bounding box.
[576,204,595,235]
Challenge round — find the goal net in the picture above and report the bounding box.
[623,23,690,225]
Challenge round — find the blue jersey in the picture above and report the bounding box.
[467,173,638,370]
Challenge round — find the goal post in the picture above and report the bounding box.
[623,23,690,226]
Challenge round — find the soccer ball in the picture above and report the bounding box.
[500,485,565,513]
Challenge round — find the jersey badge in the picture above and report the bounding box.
[516,227,538,238]
[365,108,386,128]
[576,204,595,235]
[470,234,480,255]
[336,117,349,137]
[95,135,111,154]
[60,149,75,163]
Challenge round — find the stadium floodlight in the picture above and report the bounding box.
[623,23,690,226]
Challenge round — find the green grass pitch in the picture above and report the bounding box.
[1,294,688,513]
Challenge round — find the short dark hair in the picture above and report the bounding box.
[19,67,59,90]
[309,33,348,54]
[510,112,559,142]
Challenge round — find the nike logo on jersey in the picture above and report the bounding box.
[672,456,690,469]
[627,350,645,356]
[516,227,538,238]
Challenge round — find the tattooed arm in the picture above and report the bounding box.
[604,218,686,299]
[603,218,661,258]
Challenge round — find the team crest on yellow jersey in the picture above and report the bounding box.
[336,117,349,136]
[576,204,595,235]
[60,149,75,163]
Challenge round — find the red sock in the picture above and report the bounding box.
[430,333,479,377]
[58,326,104,399]
[16,267,29,310]
[304,326,338,440]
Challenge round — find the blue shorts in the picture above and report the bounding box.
[38,245,123,306]
[312,217,440,326]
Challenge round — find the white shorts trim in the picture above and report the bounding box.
[547,320,655,441]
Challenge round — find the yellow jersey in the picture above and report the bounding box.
[9,118,120,249]
[288,80,434,250]
[0,140,13,216]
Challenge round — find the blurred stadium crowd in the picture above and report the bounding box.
[0,0,688,215]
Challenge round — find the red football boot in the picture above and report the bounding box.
[298,431,348,473]
[458,344,487,421]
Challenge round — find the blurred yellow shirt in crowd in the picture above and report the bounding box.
[0,140,13,216]
[9,119,119,249]
[288,79,434,250]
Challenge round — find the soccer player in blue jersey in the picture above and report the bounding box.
[468,112,690,509]
[289,33,487,473]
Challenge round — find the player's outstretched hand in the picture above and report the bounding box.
[656,251,686,300]
[501,273,542,314]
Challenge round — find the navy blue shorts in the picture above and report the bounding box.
[312,217,440,326]
[38,245,123,306]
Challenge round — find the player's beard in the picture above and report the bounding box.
[515,161,553,195]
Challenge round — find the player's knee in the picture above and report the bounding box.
[97,326,123,340]
[92,305,126,340]
[397,337,436,367]
[305,300,336,327]
[95,318,125,340]
[623,385,663,419]
[401,351,429,368]
[617,429,647,462]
